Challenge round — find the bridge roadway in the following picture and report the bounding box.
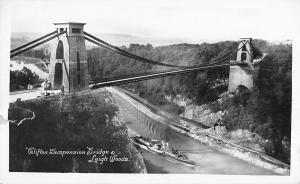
[90,62,243,88]
[9,83,102,103]
[9,61,243,103]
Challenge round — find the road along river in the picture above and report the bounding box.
[108,87,278,175]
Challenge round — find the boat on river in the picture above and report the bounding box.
[131,135,195,167]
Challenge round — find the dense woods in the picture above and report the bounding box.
[255,43,291,162]
[9,92,145,172]
[87,41,239,104]
[87,40,292,163]
[10,67,42,91]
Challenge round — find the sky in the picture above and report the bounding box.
[4,0,300,42]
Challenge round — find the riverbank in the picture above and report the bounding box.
[108,87,289,175]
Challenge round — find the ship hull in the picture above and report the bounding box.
[131,137,195,167]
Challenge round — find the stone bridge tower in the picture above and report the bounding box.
[228,38,254,92]
[48,22,89,93]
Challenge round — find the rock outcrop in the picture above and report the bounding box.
[180,93,273,155]
[227,129,266,153]
[181,104,226,127]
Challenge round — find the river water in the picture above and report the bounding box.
[112,92,276,175]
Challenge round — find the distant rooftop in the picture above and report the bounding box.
[53,22,86,25]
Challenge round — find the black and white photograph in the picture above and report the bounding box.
[0,0,299,183]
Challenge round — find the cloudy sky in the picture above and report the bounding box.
[4,0,300,42]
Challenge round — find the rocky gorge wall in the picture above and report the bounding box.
[180,91,290,163]
[180,95,269,154]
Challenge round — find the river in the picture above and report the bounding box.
[112,90,276,175]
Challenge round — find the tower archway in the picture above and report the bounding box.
[56,40,64,59]
[53,63,63,89]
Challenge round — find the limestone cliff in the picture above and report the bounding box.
[180,92,268,154]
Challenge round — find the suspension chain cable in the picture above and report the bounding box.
[84,31,243,68]
[90,43,246,84]
[84,36,196,68]
[10,31,67,58]
[250,42,264,60]
[84,36,195,68]
[212,42,247,64]
[11,30,58,53]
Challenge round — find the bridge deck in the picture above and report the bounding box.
[90,62,242,88]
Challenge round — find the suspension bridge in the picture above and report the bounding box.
[9,22,292,175]
[10,22,257,94]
